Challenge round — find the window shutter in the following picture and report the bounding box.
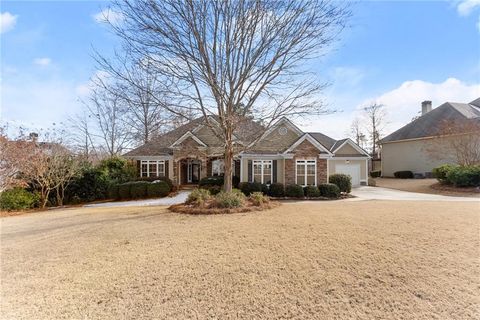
[136,160,141,176]
[272,160,277,183]
[248,160,252,182]
[165,160,169,178]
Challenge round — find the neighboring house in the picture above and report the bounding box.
[124,116,370,187]
[379,98,480,177]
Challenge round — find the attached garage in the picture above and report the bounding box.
[328,158,368,187]
[335,163,361,186]
[326,139,370,187]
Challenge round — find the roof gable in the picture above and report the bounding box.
[283,133,332,155]
[332,138,369,156]
[247,117,303,152]
[170,131,207,147]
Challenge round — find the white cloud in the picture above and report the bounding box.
[300,78,480,139]
[456,0,480,33]
[0,12,18,34]
[75,70,111,97]
[329,66,365,87]
[457,0,480,15]
[357,77,480,132]
[93,8,124,24]
[33,57,52,66]
[1,75,84,130]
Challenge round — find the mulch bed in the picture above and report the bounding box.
[430,183,480,194]
[169,201,280,215]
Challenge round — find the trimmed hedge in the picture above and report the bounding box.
[370,170,381,178]
[394,171,414,179]
[147,181,171,197]
[318,183,340,199]
[115,180,171,200]
[107,185,119,199]
[136,176,173,190]
[446,165,480,187]
[118,183,132,199]
[0,188,39,211]
[238,182,266,196]
[130,182,150,199]
[285,184,304,198]
[304,185,320,197]
[198,175,240,188]
[432,164,455,184]
[199,176,224,186]
[329,174,352,193]
[268,183,285,197]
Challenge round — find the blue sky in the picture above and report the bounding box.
[1,0,480,139]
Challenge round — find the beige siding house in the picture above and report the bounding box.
[124,116,370,187]
[380,98,480,177]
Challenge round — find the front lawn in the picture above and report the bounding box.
[1,201,478,319]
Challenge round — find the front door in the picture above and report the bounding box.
[187,160,201,183]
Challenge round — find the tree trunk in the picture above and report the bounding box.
[56,185,64,207]
[40,188,50,209]
[223,129,234,192]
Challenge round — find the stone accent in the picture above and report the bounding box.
[284,139,328,186]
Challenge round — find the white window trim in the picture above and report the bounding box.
[211,159,225,176]
[252,160,273,184]
[140,160,165,177]
[295,159,317,186]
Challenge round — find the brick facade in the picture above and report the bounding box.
[284,140,328,185]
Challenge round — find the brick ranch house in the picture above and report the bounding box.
[124,117,370,187]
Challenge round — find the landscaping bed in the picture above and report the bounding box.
[430,182,479,194]
[169,201,279,215]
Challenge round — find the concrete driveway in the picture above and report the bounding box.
[351,186,479,202]
[84,190,191,208]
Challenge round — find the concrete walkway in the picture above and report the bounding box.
[84,191,191,208]
[350,186,479,202]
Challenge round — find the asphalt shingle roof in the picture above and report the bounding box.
[380,99,480,143]
[124,116,264,157]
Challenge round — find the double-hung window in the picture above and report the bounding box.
[140,160,165,177]
[296,159,316,186]
[211,159,225,176]
[252,160,272,184]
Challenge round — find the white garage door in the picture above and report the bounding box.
[335,163,361,187]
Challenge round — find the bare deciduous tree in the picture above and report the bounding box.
[94,53,180,145]
[98,0,349,191]
[350,117,366,148]
[66,112,98,160]
[363,103,387,158]
[85,78,131,157]
[426,120,480,166]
